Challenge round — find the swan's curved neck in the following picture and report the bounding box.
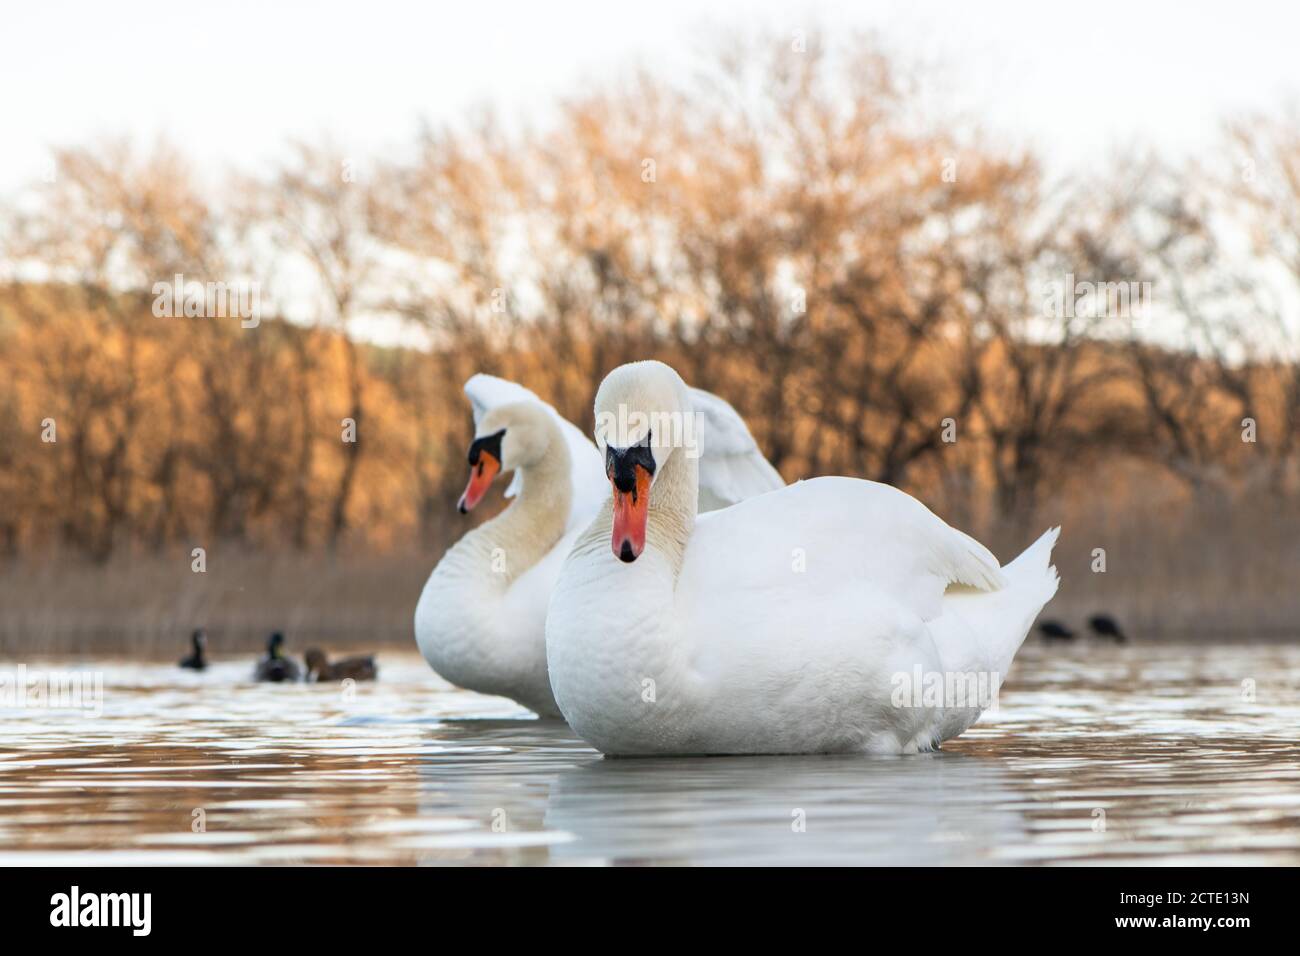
[643,448,698,580]
[453,426,572,588]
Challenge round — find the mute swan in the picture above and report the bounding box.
[545,360,1061,755]
[414,374,783,717]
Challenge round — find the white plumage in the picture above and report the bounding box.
[545,361,1061,754]
[415,372,784,717]
[687,387,786,510]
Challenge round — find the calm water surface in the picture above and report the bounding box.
[2,644,1298,865]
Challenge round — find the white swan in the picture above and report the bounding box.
[545,360,1061,754]
[414,373,783,717]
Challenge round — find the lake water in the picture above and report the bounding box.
[2,643,1298,865]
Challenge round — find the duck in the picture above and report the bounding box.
[545,360,1061,755]
[414,374,784,718]
[1037,620,1075,642]
[179,629,207,670]
[254,632,301,683]
[304,648,377,682]
[1087,613,1127,643]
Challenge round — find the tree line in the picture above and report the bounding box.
[2,37,1297,563]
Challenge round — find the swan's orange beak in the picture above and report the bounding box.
[458,452,499,513]
[611,465,650,563]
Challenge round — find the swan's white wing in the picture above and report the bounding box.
[667,477,1008,703]
[681,477,1006,634]
[688,387,784,511]
[462,374,607,529]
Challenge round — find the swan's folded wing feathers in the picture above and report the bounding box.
[884,492,1007,611]
[681,477,1005,638]
[942,526,1008,592]
[688,387,784,509]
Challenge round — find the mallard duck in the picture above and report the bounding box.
[304,648,377,682]
[179,629,207,670]
[254,632,301,682]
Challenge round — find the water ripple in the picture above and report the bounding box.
[1,644,1297,865]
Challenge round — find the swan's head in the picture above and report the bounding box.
[458,401,554,513]
[593,361,692,563]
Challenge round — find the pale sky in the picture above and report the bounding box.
[3,0,1299,190]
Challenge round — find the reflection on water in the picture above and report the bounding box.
[1,644,1298,865]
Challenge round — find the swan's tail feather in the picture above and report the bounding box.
[1004,525,1061,584]
[988,525,1060,675]
[934,525,1060,679]
[927,526,1059,742]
